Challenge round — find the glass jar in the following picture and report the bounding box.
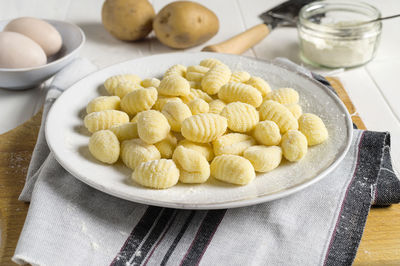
[297,1,382,68]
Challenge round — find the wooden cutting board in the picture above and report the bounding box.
[0,78,399,265]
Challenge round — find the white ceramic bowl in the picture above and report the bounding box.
[0,19,85,90]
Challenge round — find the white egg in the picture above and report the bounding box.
[5,17,62,57]
[0,31,47,69]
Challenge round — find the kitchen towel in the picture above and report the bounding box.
[13,58,400,266]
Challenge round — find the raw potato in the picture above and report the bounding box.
[153,1,219,49]
[102,0,155,41]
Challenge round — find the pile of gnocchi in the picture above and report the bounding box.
[83,58,328,189]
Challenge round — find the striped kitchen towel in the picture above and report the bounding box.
[13,58,400,266]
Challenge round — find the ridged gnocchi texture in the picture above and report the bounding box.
[104,74,141,95]
[110,122,138,141]
[181,88,213,104]
[178,139,214,161]
[281,130,308,162]
[158,75,190,97]
[298,113,328,146]
[113,82,142,99]
[229,71,250,83]
[259,100,298,133]
[186,72,204,82]
[162,101,192,132]
[199,58,223,68]
[141,78,160,88]
[253,120,281,146]
[154,132,177,158]
[212,133,256,156]
[245,76,271,97]
[201,64,231,95]
[187,65,209,74]
[164,64,186,78]
[121,87,157,116]
[211,155,255,185]
[84,110,129,133]
[88,130,120,164]
[153,96,182,111]
[208,99,226,114]
[218,82,263,107]
[266,88,299,105]
[132,159,179,189]
[137,110,170,144]
[220,102,259,133]
[181,113,227,143]
[86,96,121,114]
[187,98,209,115]
[172,146,210,183]
[244,145,282,172]
[285,104,303,120]
[121,138,161,169]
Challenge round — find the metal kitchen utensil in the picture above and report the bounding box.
[202,0,314,54]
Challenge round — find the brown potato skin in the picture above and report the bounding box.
[153,1,219,49]
[102,0,155,41]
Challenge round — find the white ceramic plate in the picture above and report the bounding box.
[46,52,353,209]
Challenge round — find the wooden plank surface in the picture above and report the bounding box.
[0,79,399,265]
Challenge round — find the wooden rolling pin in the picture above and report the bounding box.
[202,23,270,54]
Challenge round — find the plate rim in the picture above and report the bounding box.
[45,52,353,210]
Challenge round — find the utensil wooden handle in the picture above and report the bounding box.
[202,23,270,54]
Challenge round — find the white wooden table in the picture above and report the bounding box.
[1,0,399,172]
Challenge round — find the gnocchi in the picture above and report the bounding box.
[211,155,255,185]
[285,104,303,120]
[137,110,170,144]
[164,64,187,78]
[218,82,263,107]
[181,88,213,104]
[266,88,299,105]
[253,120,281,146]
[121,87,157,116]
[187,65,209,74]
[178,139,214,162]
[88,130,120,164]
[258,100,298,133]
[244,145,282,172]
[153,96,182,111]
[172,146,210,183]
[84,110,129,133]
[86,96,121,114]
[187,98,209,115]
[181,113,227,143]
[121,138,161,169]
[158,75,190,97]
[298,113,328,146]
[220,102,259,133]
[199,58,223,68]
[229,71,250,83]
[154,132,178,159]
[132,159,179,189]
[201,64,231,95]
[113,82,142,99]
[186,72,204,82]
[245,76,271,97]
[212,133,256,156]
[141,78,160,88]
[208,99,226,115]
[110,122,138,141]
[281,130,308,162]
[104,74,141,95]
[162,101,192,132]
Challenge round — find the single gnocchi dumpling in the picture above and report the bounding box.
[181,113,227,143]
[208,99,226,115]
[253,120,281,146]
[281,130,308,162]
[245,76,271,97]
[153,96,182,111]
[164,64,187,78]
[158,75,190,97]
[229,71,250,83]
[88,130,120,164]
[285,104,303,120]
[154,132,178,159]
[210,155,255,185]
[110,122,138,141]
[132,159,179,189]
[141,78,160,88]
[178,139,214,161]
[258,100,298,133]
[104,74,141,95]
[137,110,170,144]
[266,88,299,105]
[113,81,143,99]
[162,101,192,132]
[244,145,282,172]
[298,113,328,146]
[187,65,209,74]
[186,72,204,82]
[201,64,231,95]
[172,146,210,183]
[84,110,129,133]
[86,96,121,114]
[181,88,213,104]
[199,58,223,68]
[187,98,209,115]
[212,133,256,156]
[220,102,259,133]
[121,87,157,116]
[218,82,263,107]
[121,138,161,169]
